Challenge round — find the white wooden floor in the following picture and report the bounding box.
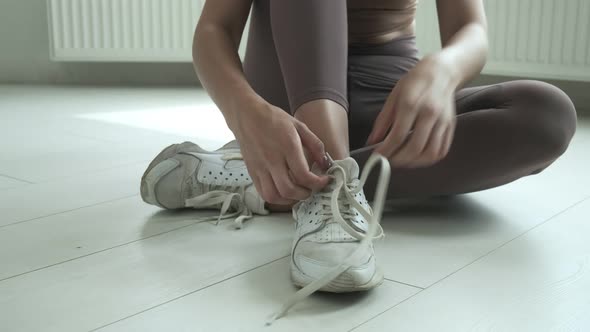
[1,85,589,332]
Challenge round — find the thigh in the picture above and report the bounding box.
[353,79,576,200]
[454,80,577,154]
[347,55,418,150]
[348,56,397,150]
[455,80,577,135]
[242,0,290,112]
[454,84,506,116]
[350,78,507,147]
[347,36,419,150]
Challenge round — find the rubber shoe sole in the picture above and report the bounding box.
[290,257,384,293]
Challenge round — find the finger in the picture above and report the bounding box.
[258,171,294,205]
[245,163,264,198]
[295,121,329,170]
[375,96,420,158]
[271,163,311,201]
[440,121,455,159]
[390,108,438,166]
[250,173,265,202]
[287,152,330,192]
[289,123,330,189]
[366,110,392,147]
[406,119,447,168]
[366,88,398,146]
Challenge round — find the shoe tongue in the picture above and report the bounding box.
[330,157,359,182]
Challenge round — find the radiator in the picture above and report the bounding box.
[47,0,204,62]
[416,0,590,81]
[48,0,590,81]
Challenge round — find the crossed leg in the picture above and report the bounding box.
[243,0,577,202]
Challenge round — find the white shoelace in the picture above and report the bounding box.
[184,152,253,229]
[314,172,385,241]
[267,153,391,324]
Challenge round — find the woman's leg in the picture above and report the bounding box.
[351,78,578,200]
[269,0,350,159]
[244,1,577,202]
[243,0,350,211]
[243,0,290,112]
[244,0,349,159]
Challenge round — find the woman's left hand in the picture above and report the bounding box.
[366,54,458,168]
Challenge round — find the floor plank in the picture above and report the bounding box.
[0,214,294,332]
[96,258,420,332]
[353,197,590,332]
[0,140,168,183]
[0,175,29,190]
[0,85,230,182]
[0,196,204,280]
[0,163,145,227]
[376,122,590,287]
[1,85,588,332]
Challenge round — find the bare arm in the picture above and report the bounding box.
[369,0,489,167]
[192,1,329,204]
[435,0,489,88]
[193,0,260,131]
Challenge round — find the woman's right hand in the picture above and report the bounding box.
[232,101,331,206]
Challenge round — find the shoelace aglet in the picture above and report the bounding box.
[265,311,284,327]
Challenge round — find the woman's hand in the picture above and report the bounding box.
[366,55,458,168]
[233,101,330,206]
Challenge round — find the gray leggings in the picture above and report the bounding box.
[243,0,577,200]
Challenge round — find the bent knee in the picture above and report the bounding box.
[514,80,577,159]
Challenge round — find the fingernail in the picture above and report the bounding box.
[323,153,333,169]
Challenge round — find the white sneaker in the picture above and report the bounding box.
[269,154,391,323]
[290,156,384,291]
[140,141,268,228]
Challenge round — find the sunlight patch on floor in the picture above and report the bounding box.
[77,103,234,142]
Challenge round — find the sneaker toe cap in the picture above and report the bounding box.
[294,241,376,285]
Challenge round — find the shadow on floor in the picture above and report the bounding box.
[381,195,500,238]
